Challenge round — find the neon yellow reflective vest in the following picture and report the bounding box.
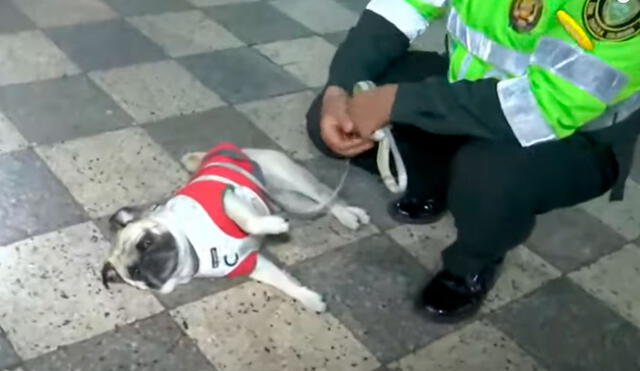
[368,0,640,147]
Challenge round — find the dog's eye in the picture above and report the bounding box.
[137,237,153,252]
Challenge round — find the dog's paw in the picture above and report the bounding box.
[298,288,327,313]
[246,215,290,235]
[180,152,206,173]
[330,205,371,230]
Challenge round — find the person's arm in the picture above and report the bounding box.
[327,0,447,92]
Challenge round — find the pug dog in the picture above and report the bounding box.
[101,142,370,312]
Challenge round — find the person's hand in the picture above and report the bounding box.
[320,86,374,157]
[348,84,398,137]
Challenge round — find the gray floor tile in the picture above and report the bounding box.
[171,281,379,371]
[204,2,313,45]
[144,106,282,162]
[104,0,193,16]
[0,112,28,154]
[334,0,369,13]
[527,207,626,272]
[0,2,35,34]
[323,30,349,46]
[490,278,640,371]
[0,76,132,145]
[304,156,400,230]
[45,19,166,71]
[292,234,462,364]
[0,328,20,370]
[0,31,80,87]
[179,47,304,104]
[155,276,249,310]
[23,313,215,371]
[0,150,87,246]
[13,0,117,28]
[630,139,640,184]
[270,0,358,34]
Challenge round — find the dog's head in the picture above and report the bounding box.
[102,205,184,294]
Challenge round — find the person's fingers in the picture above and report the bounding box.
[341,140,375,157]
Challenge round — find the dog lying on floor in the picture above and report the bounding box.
[101,142,370,312]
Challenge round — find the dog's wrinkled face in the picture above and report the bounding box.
[102,206,181,293]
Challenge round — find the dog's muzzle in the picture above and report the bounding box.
[101,262,124,289]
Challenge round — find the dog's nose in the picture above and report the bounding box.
[101,262,123,289]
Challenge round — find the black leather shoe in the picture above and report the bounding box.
[388,195,446,224]
[420,264,500,323]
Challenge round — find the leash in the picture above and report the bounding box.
[198,81,407,219]
[353,81,408,194]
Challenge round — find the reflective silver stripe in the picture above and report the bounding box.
[483,68,509,80]
[497,76,557,147]
[582,91,640,131]
[447,9,529,76]
[454,52,473,81]
[532,37,627,103]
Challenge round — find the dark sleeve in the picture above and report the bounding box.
[327,10,411,92]
[390,77,518,143]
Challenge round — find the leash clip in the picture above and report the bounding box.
[353,81,408,194]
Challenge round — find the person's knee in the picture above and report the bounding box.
[447,141,530,215]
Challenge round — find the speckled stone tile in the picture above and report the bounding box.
[0,328,20,370]
[389,321,546,371]
[205,1,313,45]
[128,10,243,58]
[236,91,320,160]
[12,0,117,28]
[0,31,80,86]
[255,36,336,88]
[490,278,640,371]
[23,313,215,371]
[386,215,457,272]
[187,0,255,7]
[303,156,399,230]
[171,282,379,371]
[45,19,166,72]
[334,0,369,13]
[0,75,133,145]
[0,150,88,246]
[292,234,461,364]
[569,244,640,328]
[179,47,305,104]
[482,246,561,313]
[581,181,640,241]
[270,0,358,34]
[0,222,163,360]
[0,1,35,34]
[90,60,224,124]
[144,106,282,162]
[527,207,626,272]
[36,127,188,218]
[323,31,348,47]
[104,0,193,16]
[0,112,27,154]
[266,214,379,266]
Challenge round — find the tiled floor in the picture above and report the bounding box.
[0,1,639,370]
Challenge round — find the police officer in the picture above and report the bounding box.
[306,0,640,322]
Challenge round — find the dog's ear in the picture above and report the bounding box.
[109,207,141,229]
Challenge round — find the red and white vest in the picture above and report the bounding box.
[166,143,270,278]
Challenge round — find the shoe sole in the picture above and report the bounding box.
[387,203,447,225]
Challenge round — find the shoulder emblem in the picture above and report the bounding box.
[584,0,640,41]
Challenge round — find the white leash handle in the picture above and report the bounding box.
[353,81,407,194]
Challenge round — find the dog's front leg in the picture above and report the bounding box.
[250,254,327,312]
[223,189,289,235]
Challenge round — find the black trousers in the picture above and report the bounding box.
[306,52,619,276]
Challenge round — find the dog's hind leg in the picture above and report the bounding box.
[249,254,327,313]
[243,149,370,230]
[180,152,207,173]
[224,188,290,235]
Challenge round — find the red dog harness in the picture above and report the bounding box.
[168,143,269,278]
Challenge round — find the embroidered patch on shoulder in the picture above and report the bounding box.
[584,0,640,41]
[510,0,544,32]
